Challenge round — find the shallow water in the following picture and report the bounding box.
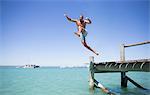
[0,67,150,95]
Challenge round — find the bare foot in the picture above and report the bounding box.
[74,32,80,37]
[96,53,99,56]
[94,52,99,56]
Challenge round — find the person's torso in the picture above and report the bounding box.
[76,20,86,28]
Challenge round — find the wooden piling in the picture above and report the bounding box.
[89,56,94,90]
[120,44,125,62]
[121,72,128,87]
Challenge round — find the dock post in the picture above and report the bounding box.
[121,72,128,87]
[120,44,128,87]
[120,44,125,62]
[89,56,95,90]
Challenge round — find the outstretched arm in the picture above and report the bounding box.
[84,17,92,24]
[64,14,76,22]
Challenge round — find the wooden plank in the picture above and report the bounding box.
[124,41,150,47]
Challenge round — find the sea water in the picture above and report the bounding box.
[0,67,150,95]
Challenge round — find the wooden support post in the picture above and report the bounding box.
[89,56,95,90]
[120,44,125,62]
[121,72,128,87]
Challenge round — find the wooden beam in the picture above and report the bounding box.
[94,59,150,72]
[124,41,150,48]
[126,76,147,90]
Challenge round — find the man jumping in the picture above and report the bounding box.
[64,14,99,55]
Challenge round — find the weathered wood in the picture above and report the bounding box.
[124,41,150,47]
[120,41,150,63]
[89,56,95,90]
[88,41,150,91]
[93,59,150,73]
[120,44,125,62]
[88,57,149,91]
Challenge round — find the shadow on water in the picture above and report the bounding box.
[93,72,150,95]
[108,87,150,95]
[88,87,150,95]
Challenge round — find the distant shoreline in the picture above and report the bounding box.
[0,66,87,68]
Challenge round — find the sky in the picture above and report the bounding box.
[0,0,149,66]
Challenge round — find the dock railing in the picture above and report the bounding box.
[120,41,150,62]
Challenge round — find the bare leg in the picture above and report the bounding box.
[74,32,80,37]
[74,27,82,37]
[81,40,99,55]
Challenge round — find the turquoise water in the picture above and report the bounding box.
[0,67,150,95]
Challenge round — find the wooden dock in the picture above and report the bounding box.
[94,59,150,73]
[88,41,150,93]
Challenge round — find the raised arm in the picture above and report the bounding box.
[84,17,92,24]
[64,14,77,22]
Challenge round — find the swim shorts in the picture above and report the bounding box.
[80,29,88,41]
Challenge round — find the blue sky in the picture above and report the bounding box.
[0,0,149,66]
